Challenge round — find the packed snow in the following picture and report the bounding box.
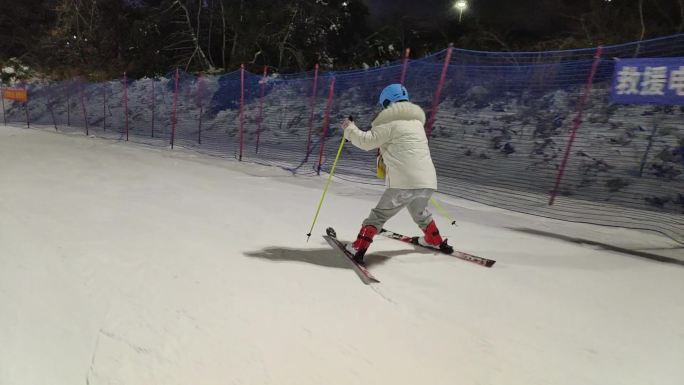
[1,124,683,385]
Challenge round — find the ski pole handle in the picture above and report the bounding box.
[342,115,353,142]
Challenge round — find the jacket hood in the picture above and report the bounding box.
[371,102,426,127]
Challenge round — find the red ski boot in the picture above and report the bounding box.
[418,220,454,253]
[345,225,378,264]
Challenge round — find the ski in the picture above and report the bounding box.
[323,227,380,284]
[379,229,496,268]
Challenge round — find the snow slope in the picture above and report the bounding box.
[1,124,683,385]
[4,76,682,242]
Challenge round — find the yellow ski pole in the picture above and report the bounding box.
[306,117,351,241]
[430,197,457,226]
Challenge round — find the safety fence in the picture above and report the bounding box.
[2,34,683,243]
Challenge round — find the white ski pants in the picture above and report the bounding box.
[362,188,435,230]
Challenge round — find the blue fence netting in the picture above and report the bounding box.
[2,34,683,243]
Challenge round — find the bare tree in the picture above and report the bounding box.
[219,0,227,69]
[638,0,646,41]
[278,5,299,69]
[230,0,244,66]
[634,0,646,57]
[164,0,213,71]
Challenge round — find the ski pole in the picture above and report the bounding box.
[430,197,457,226]
[306,116,352,241]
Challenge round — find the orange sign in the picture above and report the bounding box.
[1,88,28,102]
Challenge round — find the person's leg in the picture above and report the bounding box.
[405,189,434,229]
[347,189,412,263]
[362,189,413,230]
[406,189,450,250]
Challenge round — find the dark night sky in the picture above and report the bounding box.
[364,0,573,33]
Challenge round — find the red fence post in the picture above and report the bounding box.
[66,80,71,126]
[425,43,453,139]
[305,64,320,160]
[548,46,604,205]
[151,78,155,137]
[400,48,411,85]
[124,72,129,141]
[45,81,57,130]
[239,64,245,161]
[171,68,179,149]
[1,85,6,126]
[317,76,336,175]
[255,65,268,154]
[103,85,107,131]
[24,84,30,128]
[197,73,204,144]
[80,79,88,135]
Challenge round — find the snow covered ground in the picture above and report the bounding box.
[4,74,683,241]
[1,124,683,385]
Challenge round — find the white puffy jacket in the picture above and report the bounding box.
[344,102,437,190]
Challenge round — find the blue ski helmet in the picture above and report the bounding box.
[378,84,409,108]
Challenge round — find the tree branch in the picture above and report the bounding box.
[220,0,226,68]
[638,0,646,41]
[278,5,299,69]
[634,0,646,57]
[207,0,214,66]
[171,0,211,70]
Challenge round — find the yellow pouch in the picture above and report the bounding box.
[376,153,386,179]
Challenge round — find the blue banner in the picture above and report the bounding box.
[611,58,684,105]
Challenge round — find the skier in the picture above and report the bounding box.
[342,83,453,264]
